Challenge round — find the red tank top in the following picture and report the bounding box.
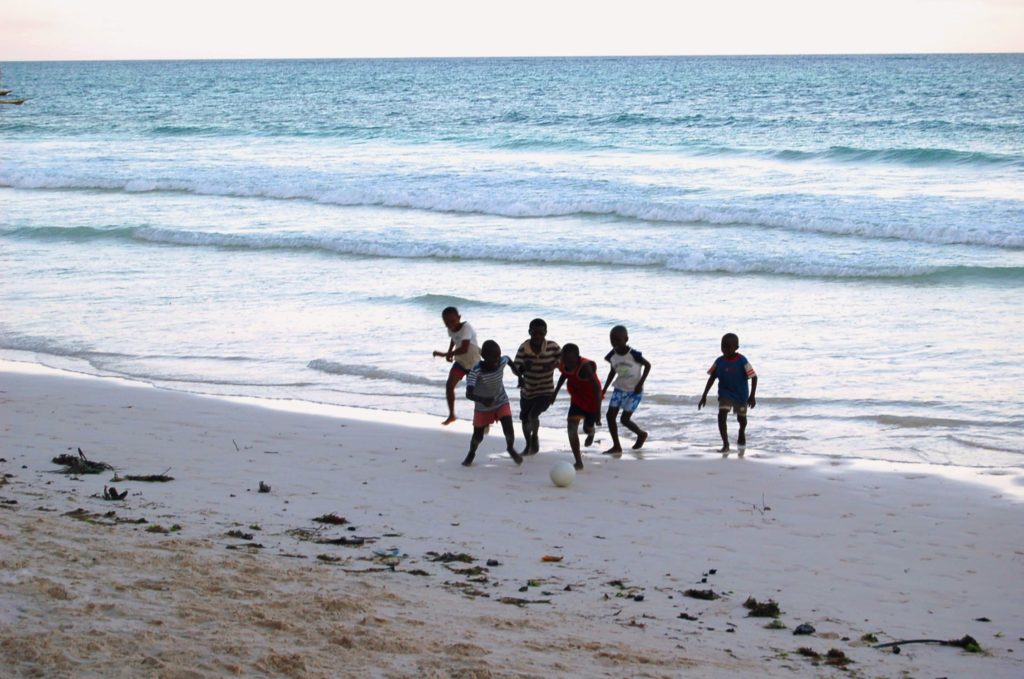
[560,357,602,413]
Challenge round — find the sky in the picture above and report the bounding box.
[2,0,1022,61]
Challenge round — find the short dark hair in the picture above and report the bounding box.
[561,343,579,357]
[610,324,627,336]
[722,332,739,345]
[529,318,547,330]
[441,306,459,317]
[481,339,500,355]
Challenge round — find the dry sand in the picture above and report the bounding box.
[1,363,1022,678]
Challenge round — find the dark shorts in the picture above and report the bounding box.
[520,393,552,421]
[718,398,748,415]
[568,403,599,430]
[450,363,469,379]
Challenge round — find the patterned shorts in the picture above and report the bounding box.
[609,388,643,413]
[718,398,748,415]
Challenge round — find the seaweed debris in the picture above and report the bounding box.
[743,596,781,617]
[426,551,475,563]
[53,448,112,474]
[683,588,720,600]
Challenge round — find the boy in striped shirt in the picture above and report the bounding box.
[463,340,524,467]
[513,318,561,455]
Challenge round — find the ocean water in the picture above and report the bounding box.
[1,55,1022,472]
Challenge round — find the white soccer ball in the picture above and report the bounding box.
[550,461,576,488]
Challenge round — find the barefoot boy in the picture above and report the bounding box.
[462,340,523,467]
[601,325,651,453]
[698,333,758,452]
[553,343,602,470]
[432,306,481,425]
[513,318,560,455]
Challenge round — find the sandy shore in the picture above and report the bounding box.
[1,363,1022,678]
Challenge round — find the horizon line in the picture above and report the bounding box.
[3,50,1023,64]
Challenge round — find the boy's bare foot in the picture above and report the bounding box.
[718,444,729,453]
[528,434,540,455]
[573,461,584,471]
[603,446,623,455]
[442,415,457,426]
[509,449,523,465]
[584,429,595,447]
[461,452,475,466]
[632,431,648,450]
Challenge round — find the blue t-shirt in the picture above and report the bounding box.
[708,354,756,403]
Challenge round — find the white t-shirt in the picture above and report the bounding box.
[605,348,646,392]
[448,322,481,369]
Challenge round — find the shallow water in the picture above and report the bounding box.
[2,55,1022,470]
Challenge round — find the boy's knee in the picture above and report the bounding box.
[620,411,633,424]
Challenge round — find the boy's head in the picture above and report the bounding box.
[609,325,629,353]
[721,333,739,356]
[441,306,461,331]
[561,343,580,370]
[481,339,501,368]
[528,318,547,340]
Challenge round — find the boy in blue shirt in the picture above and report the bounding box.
[601,325,652,453]
[698,333,758,452]
[463,340,524,467]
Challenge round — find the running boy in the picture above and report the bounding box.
[698,333,758,452]
[432,306,481,425]
[553,343,602,470]
[601,325,651,453]
[463,340,523,467]
[513,318,561,455]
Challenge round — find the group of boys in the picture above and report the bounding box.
[433,306,757,468]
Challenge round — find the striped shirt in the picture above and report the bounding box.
[513,339,561,399]
[466,356,512,412]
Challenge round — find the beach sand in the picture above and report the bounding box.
[1,364,1022,678]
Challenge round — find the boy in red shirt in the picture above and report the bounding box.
[553,343,602,470]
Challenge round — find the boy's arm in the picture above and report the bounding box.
[433,339,456,359]
[553,374,566,400]
[581,363,603,424]
[602,366,615,397]
[698,367,717,410]
[634,356,652,394]
[505,356,521,378]
[748,375,758,408]
[450,339,471,358]
[465,385,492,407]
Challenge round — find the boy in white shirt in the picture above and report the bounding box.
[432,306,481,425]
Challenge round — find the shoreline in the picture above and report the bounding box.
[3,355,1021,501]
[1,363,1022,677]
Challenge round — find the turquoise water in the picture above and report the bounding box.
[1,55,1022,469]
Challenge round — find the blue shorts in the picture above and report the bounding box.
[609,388,642,413]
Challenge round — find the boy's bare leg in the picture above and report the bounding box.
[521,416,540,455]
[717,410,730,452]
[584,422,596,447]
[737,414,747,447]
[567,419,584,470]
[442,370,460,425]
[463,426,485,466]
[620,411,648,449]
[500,416,523,465]
[604,406,623,453]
